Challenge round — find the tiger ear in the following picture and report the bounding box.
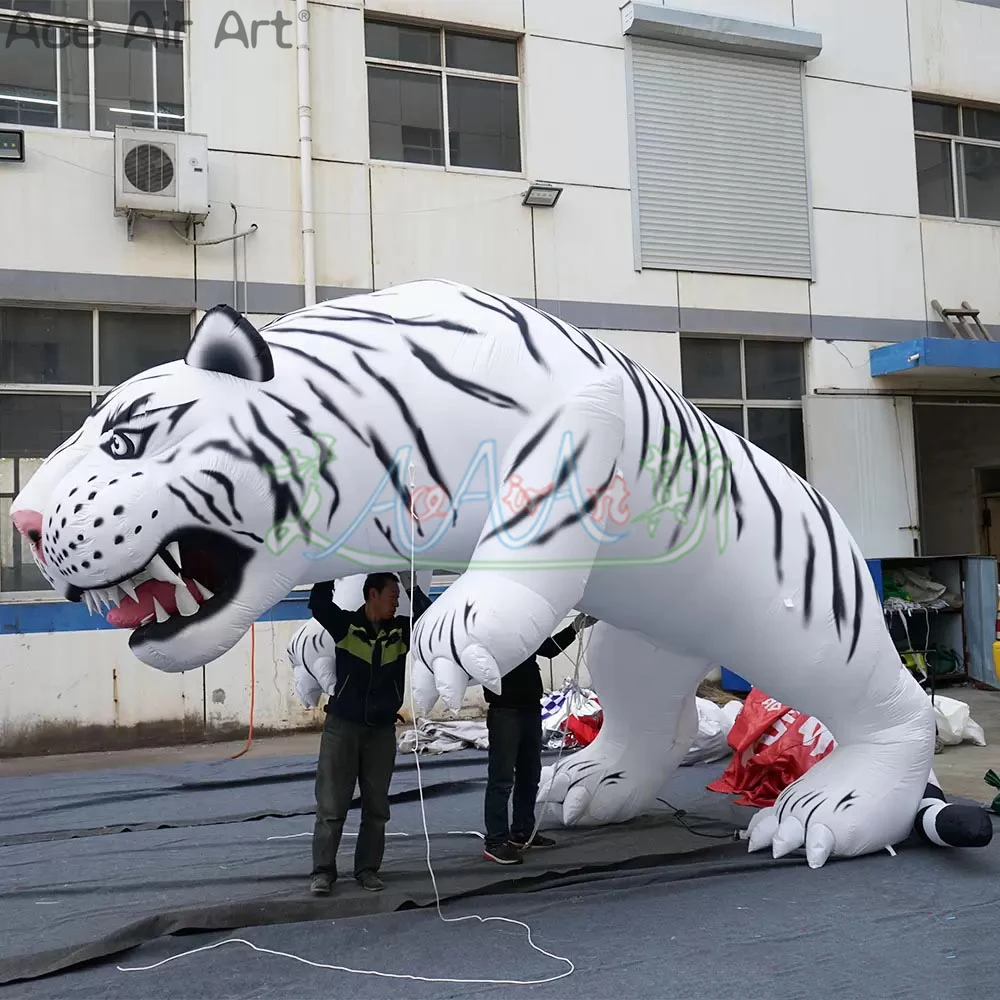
[186,305,275,382]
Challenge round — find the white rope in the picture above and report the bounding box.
[118,461,576,986]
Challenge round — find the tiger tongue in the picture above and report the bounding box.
[107,579,200,628]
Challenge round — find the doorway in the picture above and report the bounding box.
[976,466,1000,559]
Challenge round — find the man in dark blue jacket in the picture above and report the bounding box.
[482,613,597,865]
[308,572,431,896]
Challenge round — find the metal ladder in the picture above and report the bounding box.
[931,299,995,341]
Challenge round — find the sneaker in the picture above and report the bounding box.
[483,842,524,865]
[356,871,385,892]
[310,873,334,896]
[510,833,556,850]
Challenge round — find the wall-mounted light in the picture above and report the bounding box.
[522,183,563,208]
[0,128,25,162]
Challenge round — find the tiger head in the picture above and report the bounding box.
[9,305,343,673]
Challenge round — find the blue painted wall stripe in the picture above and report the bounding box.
[1,590,312,636]
[2,582,451,636]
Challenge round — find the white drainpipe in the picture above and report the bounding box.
[296,0,317,307]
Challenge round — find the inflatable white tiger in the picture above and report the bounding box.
[10,279,992,867]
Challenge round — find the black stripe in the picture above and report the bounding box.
[270,342,362,396]
[736,437,784,584]
[374,517,406,558]
[355,352,453,512]
[532,463,616,546]
[181,475,232,527]
[203,472,244,523]
[166,400,197,433]
[481,436,588,544]
[266,324,381,351]
[167,484,211,526]
[802,483,847,638]
[406,340,528,413]
[228,417,311,544]
[848,547,864,661]
[449,612,463,667]
[505,409,562,482]
[634,365,673,494]
[249,403,305,492]
[305,378,366,443]
[802,514,816,623]
[367,429,423,539]
[193,439,253,464]
[523,303,602,368]
[604,345,650,481]
[461,289,548,371]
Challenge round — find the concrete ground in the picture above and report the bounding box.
[3,686,999,807]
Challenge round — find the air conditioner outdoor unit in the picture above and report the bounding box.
[114,126,210,223]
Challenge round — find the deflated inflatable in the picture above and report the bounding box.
[10,278,992,867]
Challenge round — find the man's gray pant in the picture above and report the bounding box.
[311,713,398,879]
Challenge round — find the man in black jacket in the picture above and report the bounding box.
[483,613,597,865]
[308,572,431,896]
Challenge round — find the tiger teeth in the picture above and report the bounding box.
[148,554,182,585]
[152,596,170,623]
[120,578,139,602]
[175,583,199,617]
[166,541,181,568]
[191,579,214,601]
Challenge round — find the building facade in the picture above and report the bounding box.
[2,0,1000,752]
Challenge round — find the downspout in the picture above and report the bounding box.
[296,0,317,307]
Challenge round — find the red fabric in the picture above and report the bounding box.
[707,688,837,807]
[564,711,603,747]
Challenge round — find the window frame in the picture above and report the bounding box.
[0,1,190,139]
[363,17,526,178]
[0,304,194,603]
[680,334,808,476]
[914,95,1000,226]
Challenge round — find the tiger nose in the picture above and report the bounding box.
[11,509,45,563]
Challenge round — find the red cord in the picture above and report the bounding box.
[230,622,256,760]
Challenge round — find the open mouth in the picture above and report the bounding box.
[77,527,254,644]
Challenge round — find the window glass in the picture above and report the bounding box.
[155,35,185,130]
[748,407,806,478]
[365,20,440,65]
[0,1,82,15]
[962,106,1000,141]
[0,307,93,384]
[445,32,517,75]
[680,338,742,399]
[958,142,1000,222]
[698,405,744,436]
[744,341,804,401]
[0,20,59,128]
[98,311,190,385]
[913,99,959,136]
[367,66,443,165]
[94,30,155,132]
[915,137,955,217]
[0,393,92,459]
[92,1,186,26]
[447,77,520,171]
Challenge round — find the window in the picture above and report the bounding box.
[0,1,186,133]
[680,336,807,479]
[364,18,521,173]
[0,306,192,596]
[914,97,1000,223]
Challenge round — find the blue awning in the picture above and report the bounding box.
[869,337,1000,377]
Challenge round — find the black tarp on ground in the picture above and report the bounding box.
[2,746,999,999]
